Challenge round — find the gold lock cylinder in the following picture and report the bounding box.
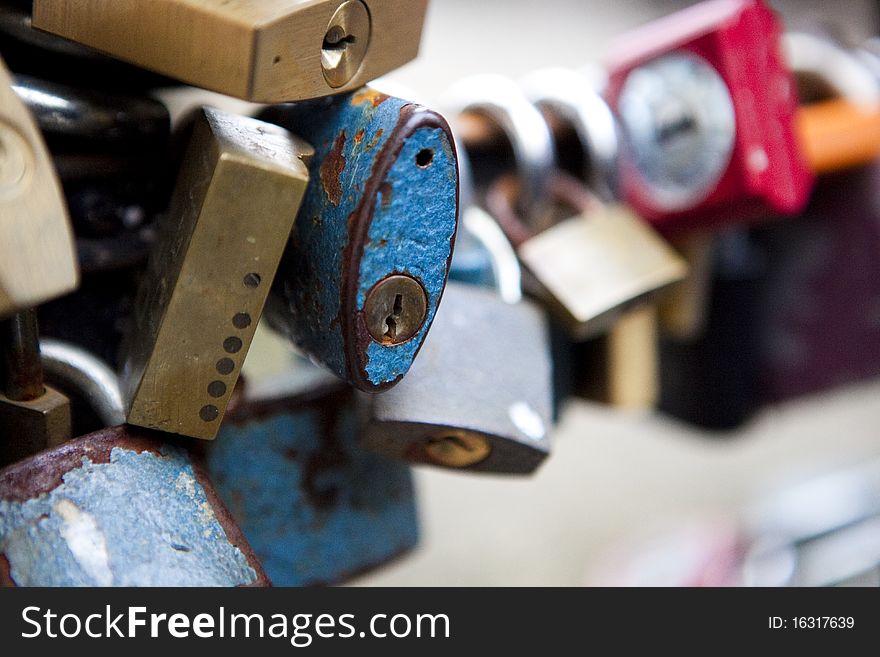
[32,0,429,102]
[0,57,77,317]
[120,107,312,440]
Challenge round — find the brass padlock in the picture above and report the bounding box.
[0,56,77,317]
[487,171,687,341]
[32,0,429,102]
[451,75,686,341]
[119,107,312,440]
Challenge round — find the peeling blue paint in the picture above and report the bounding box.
[208,398,418,587]
[261,90,458,390]
[0,446,258,587]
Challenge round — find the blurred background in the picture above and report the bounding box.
[323,0,880,586]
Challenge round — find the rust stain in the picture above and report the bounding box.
[366,128,384,150]
[0,554,15,588]
[351,88,390,108]
[379,182,393,208]
[319,131,347,207]
[354,129,365,144]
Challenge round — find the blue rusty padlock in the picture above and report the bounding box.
[0,425,268,587]
[260,88,459,392]
[206,368,418,586]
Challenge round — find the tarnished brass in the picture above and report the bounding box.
[120,107,312,440]
[0,386,72,466]
[0,57,77,318]
[517,203,688,340]
[364,274,428,345]
[322,1,371,88]
[425,431,492,469]
[32,0,429,102]
[657,233,715,340]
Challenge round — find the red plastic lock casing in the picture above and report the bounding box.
[605,0,814,235]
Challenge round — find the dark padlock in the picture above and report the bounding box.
[360,281,553,474]
[260,88,459,393]
[0,425,268,587]
[754,160,880,404]
[206,369,418,586]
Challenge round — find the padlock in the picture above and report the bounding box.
[605,0,814,235]
[206,362,418,586]
[361,281,553,475]
[451,75,686,341]
[118,107,312,440]
[32,0,429,103]
[0,310,72,467]
[0,56,78,317]
[654,29,880,428]
[260,88,459,393]
[753,158,880,405]
[0,424,268,587]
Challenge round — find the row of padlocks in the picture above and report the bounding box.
[1,0,880,586]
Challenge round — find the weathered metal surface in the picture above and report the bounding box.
[261,89,459,392]
[207,384,418,586]
[119,107,312,440]
[361,282,554,474]
[0,426,268,587]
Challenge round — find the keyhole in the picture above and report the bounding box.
[437,436,477,453]
[384,293,403,341]
[323,26,356,52]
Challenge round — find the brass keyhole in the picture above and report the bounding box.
[321,1,371,88]
[384,293,403,341]
[323,26,357,52]
[425,432,492,468]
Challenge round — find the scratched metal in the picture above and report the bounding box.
[207,386,419,587]
[0,429,264,587]
[261,89,459,392]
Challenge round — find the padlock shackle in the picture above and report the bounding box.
[40,339,125,427]
[445,75,556,222]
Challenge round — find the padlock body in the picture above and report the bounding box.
[605,0,813,234]
[207,383,418,586]
[0,426,268,587]
[518,204,687,340]
[119,108,311,440]
[262,90,459,392]
[361,282,553,474]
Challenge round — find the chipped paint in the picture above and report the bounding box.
[261,91,458,391]
[209,390,418,587]
[0,444,259,587]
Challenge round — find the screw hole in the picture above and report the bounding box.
[223,337,243,354]
[415,149,434,168]
[199,405,219,422]
[273,55,282,65]
[243,273,262,288]
[216,358,235,375]
[232,313,252,329]
[207,381,227,398]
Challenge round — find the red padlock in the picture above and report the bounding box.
[605,0,814,235]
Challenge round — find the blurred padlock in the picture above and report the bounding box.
[605,0,814,236]
[32,0,429,102]
[452,75,686,341]
[119,107,312,440]
[0,56,78,317]
[653,28,880,428]
[260,89,459,393]
[0,424,268,587]
[207,362,418,586]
